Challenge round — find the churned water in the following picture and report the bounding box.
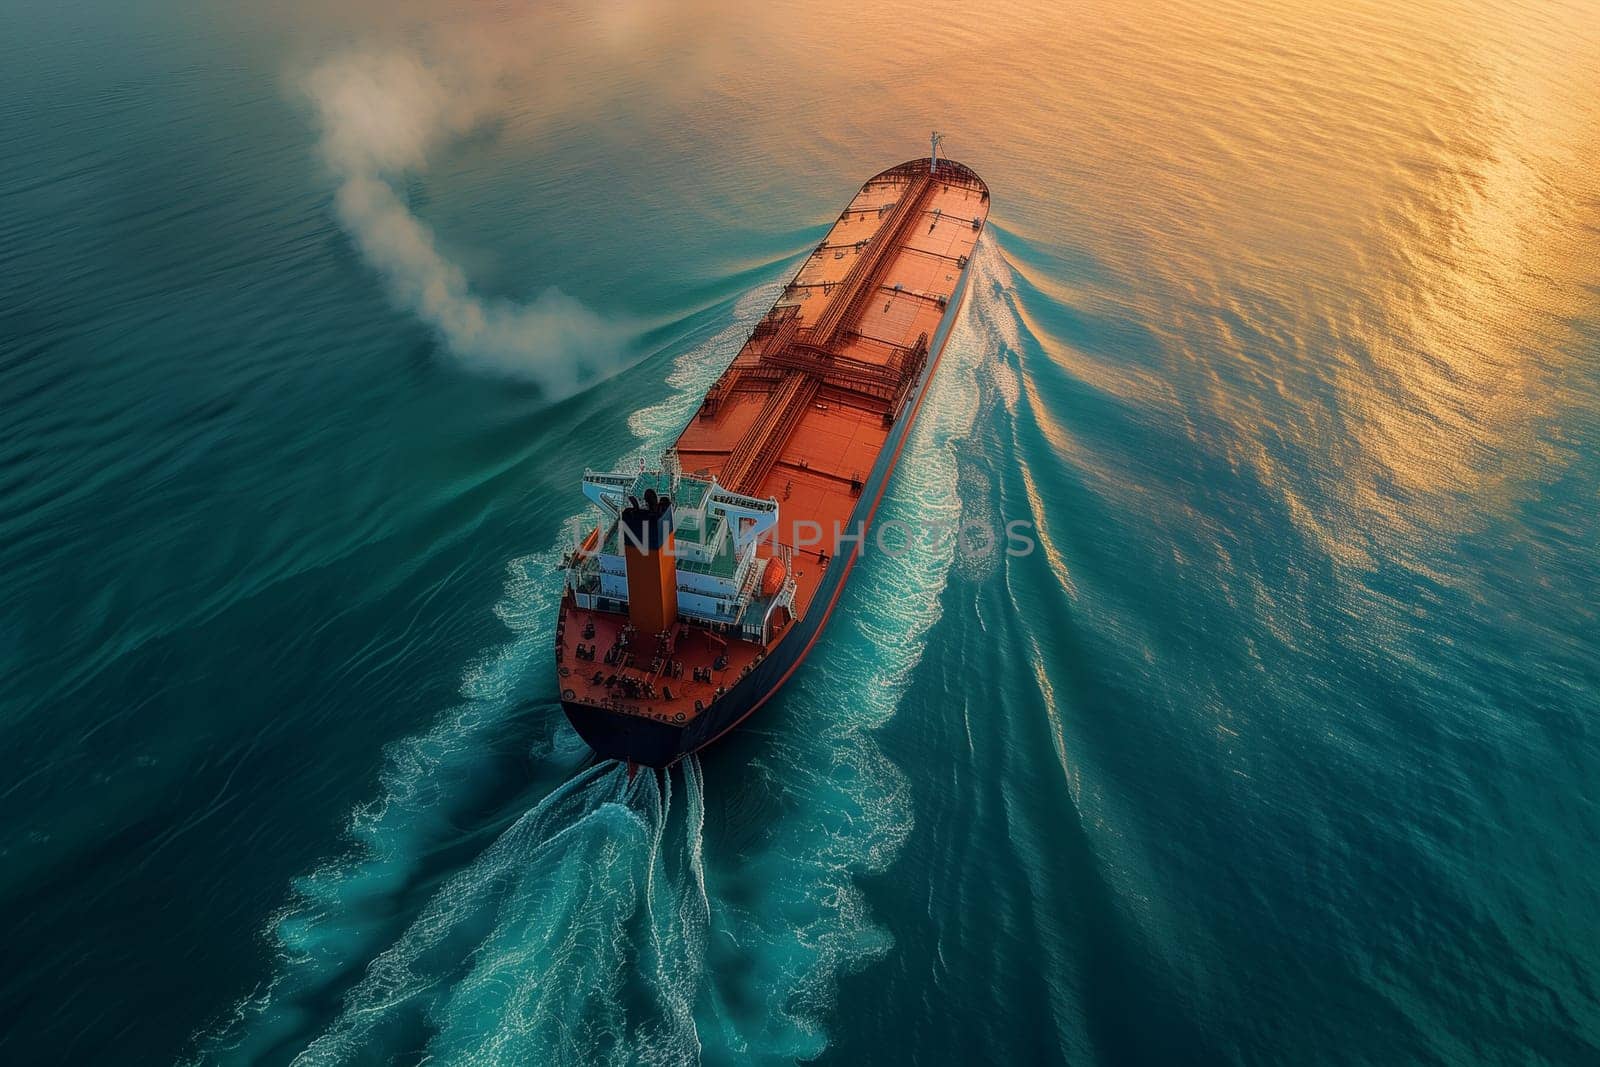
[2,1,1598,1063]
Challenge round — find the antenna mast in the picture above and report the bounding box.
[929,131,944,174]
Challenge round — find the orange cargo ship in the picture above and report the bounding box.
[557,143,989,767]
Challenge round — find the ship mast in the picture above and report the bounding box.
[929,131,944,175]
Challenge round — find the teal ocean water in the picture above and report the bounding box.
[4,1,1599,1063]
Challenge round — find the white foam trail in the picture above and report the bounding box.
[189,534,589,1067]
[304,49,623,392]
[689,243,1002,1062]
[970,240,1024,413]
[290,763,633,1065]
[189,277,781,1064]
[951,241,1027,583]
[279,761,711,1066]
[191,247,1009,1064]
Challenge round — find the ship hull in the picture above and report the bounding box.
[562,259,976,767]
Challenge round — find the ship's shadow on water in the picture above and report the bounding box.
[192,243,1020,1065]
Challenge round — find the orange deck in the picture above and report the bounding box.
[558,157,989,727]
[676,159,989,617]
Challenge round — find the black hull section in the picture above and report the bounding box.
[561,262,975,768]
[560,701,692,767]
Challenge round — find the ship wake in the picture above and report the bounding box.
[191,243,1017,1064]
[287,760,711,1066]
[187,279,777,1064]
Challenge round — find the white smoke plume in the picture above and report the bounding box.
[304,49,623,394]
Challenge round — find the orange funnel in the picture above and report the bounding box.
[620,489,677,635]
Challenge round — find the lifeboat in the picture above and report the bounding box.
[760,556,786,597]
[576,526,600,559]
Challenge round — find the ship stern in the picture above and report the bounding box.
[560,700,689,768]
